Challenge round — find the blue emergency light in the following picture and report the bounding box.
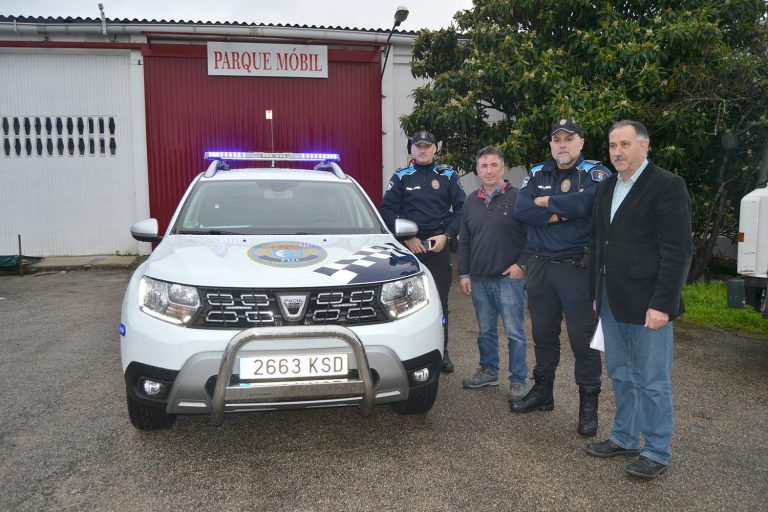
[204,151,340,162]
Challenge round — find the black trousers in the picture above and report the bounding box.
[418,246,452,349]
[526,254,601,388]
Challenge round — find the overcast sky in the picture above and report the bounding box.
[3,0,474,31]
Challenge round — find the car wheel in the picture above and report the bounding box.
[127,395,176,431]
[391,375,439,415]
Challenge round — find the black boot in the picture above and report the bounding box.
[510,376,554,413]
[441,349,454,373]
[577,385,600,437]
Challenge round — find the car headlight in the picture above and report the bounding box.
[380,273,430,319]
[138,276,200,325]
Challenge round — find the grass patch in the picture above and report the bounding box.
[683,281,768,336]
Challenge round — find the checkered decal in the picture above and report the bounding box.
[313,243,417,284]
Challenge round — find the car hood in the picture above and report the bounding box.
[141,234,421,288]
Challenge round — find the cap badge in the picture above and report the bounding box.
[560,119,567,125]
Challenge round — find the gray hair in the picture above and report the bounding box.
[609,120,650,143]
[476,145,505,165]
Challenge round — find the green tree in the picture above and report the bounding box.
[403,0,768,281]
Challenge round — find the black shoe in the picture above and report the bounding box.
[441,350,454,373]
[626,456,668,480]
[577,386,600,437]
[585,439,641,458]
[510,378,554,413]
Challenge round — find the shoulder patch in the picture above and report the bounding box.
[395,166,416,178]
[437,164,455,178]
[520,176,530,189]
[590,168,610,182]
[577,160,607,173]
[386,180,395,191]
[530,163,546,176]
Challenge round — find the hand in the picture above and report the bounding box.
[404,237,425,254]
[546,214,569,224]
[428,234,448,253]
[460,277,471,295]
[502,263,524,279]
[534,196,550,208]
[644,308,669,330]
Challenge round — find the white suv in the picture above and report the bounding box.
[120,152,443,430]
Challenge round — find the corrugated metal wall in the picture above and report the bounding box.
[143,45,382,233]
[0,51,138,256]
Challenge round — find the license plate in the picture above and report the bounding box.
[239,354,348,380]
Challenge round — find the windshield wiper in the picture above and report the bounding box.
[177,229,244,235]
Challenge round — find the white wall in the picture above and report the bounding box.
[0,49,148,256]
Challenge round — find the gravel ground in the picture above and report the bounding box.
[0,269,766,511]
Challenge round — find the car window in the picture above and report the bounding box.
[173,179,384,235]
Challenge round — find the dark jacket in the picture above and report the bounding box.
[589,161,692,324]
[514,155,610,257]
[458,182,527,279]
[379,162,466,237]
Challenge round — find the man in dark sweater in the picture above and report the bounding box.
[458,146,529,401]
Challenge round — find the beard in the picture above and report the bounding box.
[556,153,576,166]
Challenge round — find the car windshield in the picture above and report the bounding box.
[172,178,385,235]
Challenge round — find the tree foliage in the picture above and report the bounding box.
[402,0,768,281]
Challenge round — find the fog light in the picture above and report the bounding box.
[142,379,164,396]
[412,367,430,382]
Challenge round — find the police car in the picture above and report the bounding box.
[121,152,444,430]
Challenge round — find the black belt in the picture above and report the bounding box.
[419,230,444,239]
[533,253,585,266]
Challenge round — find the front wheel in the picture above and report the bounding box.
[391,375,439,415]
[127,395,176,431]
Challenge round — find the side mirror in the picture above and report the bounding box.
[394,218,418,238]
[130,218,163,243]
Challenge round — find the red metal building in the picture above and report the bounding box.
[143,43,382,232]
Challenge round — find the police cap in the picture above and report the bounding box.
[411,130,436,146]
[550,118,583,138]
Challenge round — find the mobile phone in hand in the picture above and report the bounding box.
[421,239,435,251]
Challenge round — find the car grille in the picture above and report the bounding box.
[191,285,389,329]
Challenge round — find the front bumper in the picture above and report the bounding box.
[124,325,441,421]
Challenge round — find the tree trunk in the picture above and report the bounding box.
[688,154,731,282]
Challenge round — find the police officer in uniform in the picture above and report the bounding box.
[511,118,610,436]
[380,130,466,373]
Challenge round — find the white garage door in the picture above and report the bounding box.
[0,50,145,256]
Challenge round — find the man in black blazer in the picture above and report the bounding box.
[586,120,692,480]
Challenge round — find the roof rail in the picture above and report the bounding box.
[203,159,230,178]
[313,161,347,180]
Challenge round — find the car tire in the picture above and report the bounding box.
[127,395,177,431]
[391,375,439,415]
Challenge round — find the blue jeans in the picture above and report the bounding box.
[601,290,675,465]
[471,277,528,384]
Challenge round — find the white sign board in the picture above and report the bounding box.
[207,42,328,78]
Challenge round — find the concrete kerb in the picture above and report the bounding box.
[0,255,142,274]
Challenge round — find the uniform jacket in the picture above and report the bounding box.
[514,155,610,257]
[458,182,527,279]
[379,162,466,237]
[588,160,692,324]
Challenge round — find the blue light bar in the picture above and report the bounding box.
[204,151,340,162]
